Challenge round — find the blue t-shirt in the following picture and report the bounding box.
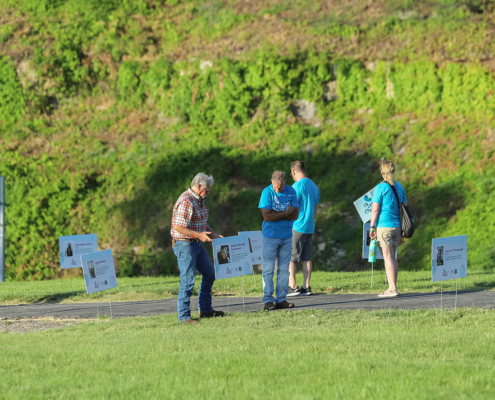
[258,185,299,239]
[372,181,407,228]
[292,178,320,234]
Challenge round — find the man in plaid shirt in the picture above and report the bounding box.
[171,173,224,324]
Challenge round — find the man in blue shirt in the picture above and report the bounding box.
[258,170,299,310]
[287,161,320,296]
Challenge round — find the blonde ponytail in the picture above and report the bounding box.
[380,161,395,186]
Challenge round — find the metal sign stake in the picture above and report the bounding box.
[242,276,245,312]
[371,262,374,288]
[95,292,100,323]
[107,290,113,319]
[440,281,443,314]
[455,279,457,313]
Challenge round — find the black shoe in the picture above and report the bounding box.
[263,302,275,311]
[199,309,225,318]
[287,286,301,297]
[299,286,313,296]
[275,301,295,309]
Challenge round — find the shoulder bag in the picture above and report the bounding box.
[387,183,415,239]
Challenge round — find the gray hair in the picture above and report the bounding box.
[271,170,286,184]
[191,173,214,188]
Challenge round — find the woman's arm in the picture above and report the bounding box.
[369,202,381,239]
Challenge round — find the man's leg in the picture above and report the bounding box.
[289,262,297,289]
[262,237,279,304]
[300,234,313,289]
[195,242,216,314]
[289,230,302,289]
[302,261,313,289]
[174,242,197,321]
[275,237,292,303]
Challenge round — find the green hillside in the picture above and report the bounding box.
[0,0,494,280]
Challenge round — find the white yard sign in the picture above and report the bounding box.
[238,231,263,266]
[431,235,467,282]
[80,249,118,294]
[213,234,253,280]
[353,187,375,223]
[59,234,98,270]
[362,223,397,260]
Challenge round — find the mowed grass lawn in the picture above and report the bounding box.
[1,270,495,305]
[1,308,495,399]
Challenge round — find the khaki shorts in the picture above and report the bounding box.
[376,227,401,248]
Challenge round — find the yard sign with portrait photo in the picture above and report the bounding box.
[80,249,118,294]
[238,231,263,266]
[431,235,467,282]
[59,234,98,269]
[213,234,253,280]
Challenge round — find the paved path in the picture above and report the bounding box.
[1,291,494,319]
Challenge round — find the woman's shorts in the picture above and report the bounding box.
[376,227,401,248]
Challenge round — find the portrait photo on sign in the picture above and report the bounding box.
[436,246,444,266]
[65,243,73,257]
[365,230,371,246]
[87,260,96,279]
[217,245,231,265]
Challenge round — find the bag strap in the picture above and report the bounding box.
[386,182,401,214]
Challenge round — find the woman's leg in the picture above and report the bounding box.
[392,245,398,288]
[378,245,397,292]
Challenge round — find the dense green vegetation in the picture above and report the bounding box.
[2,308,495,399]
[0,0,494,280]
[1,270,494,305]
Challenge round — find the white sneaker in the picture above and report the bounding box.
[287,287,301,297]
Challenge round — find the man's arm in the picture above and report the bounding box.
[262,206,294,222]
[207,225,223,239]
[172,225,213,242]
[282,207,299,221]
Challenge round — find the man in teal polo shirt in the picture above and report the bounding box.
[258,170,299,310]
[287,160,320,296]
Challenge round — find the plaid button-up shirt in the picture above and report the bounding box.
[171,188,209,239]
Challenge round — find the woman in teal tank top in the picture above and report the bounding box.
[369,161,408,298]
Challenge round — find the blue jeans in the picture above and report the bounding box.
[262,237,292,304]
[173,241,215,321]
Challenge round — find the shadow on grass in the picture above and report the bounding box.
[117,144,378,276]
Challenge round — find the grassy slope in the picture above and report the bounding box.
[0,0,495,280]
[1,270,494,305]
[1,309,495,399]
